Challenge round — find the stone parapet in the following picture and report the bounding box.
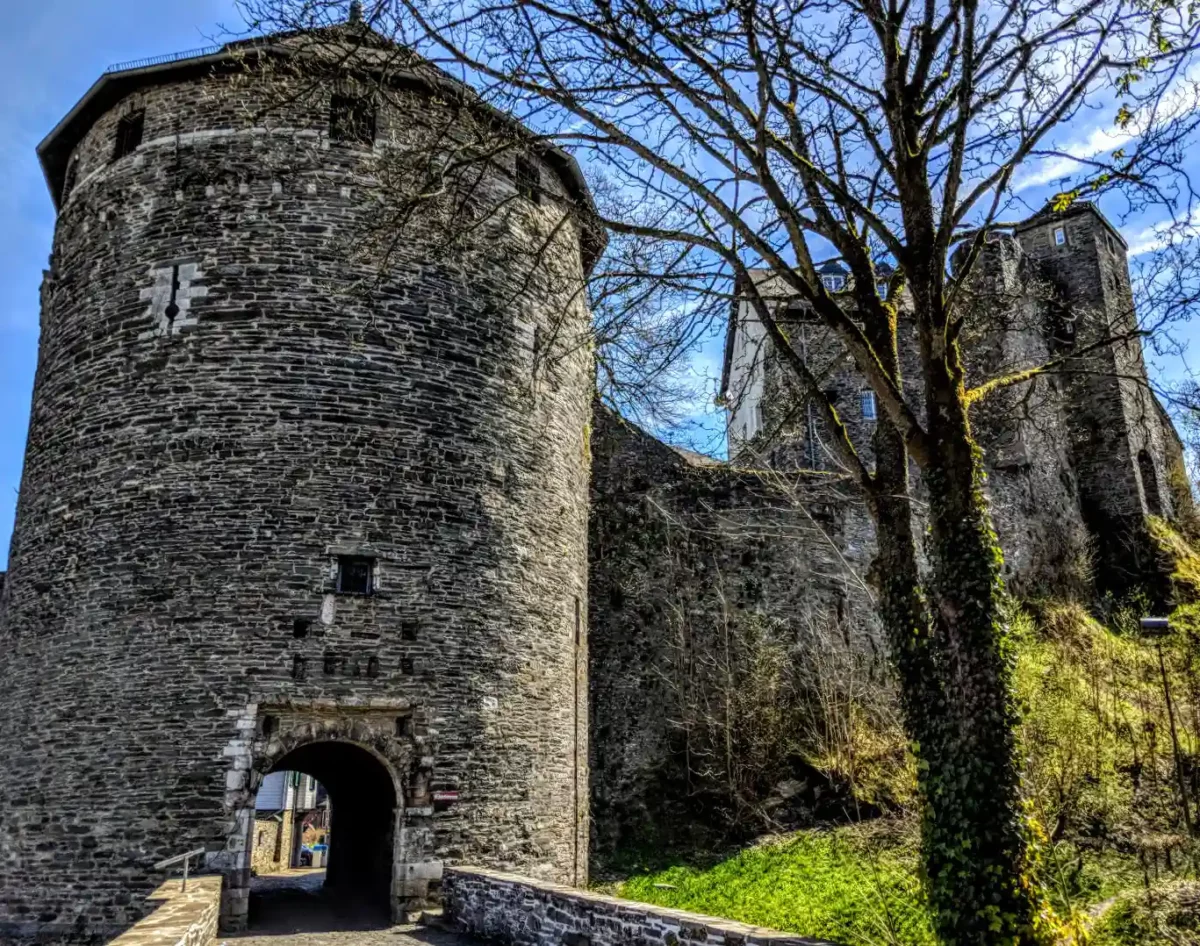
[443,867,839,946]
[107,876,221,946]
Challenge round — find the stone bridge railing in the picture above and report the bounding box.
[106,876,221,946]
[443,867,837,946]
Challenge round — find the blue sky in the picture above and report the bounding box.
[1,1,1198,566]
[0,0,241,566]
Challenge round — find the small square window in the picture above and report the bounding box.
[330,95,376,145]
[113,111,145,162]
[293,618,311,639]
[336,556,374,595]
[515,157,542,205]
[1053,226,1066,246]
[821,275,845,291]
[860,390,878,420]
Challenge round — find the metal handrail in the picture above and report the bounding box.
[104,46,224,75]
[153,848,207,892]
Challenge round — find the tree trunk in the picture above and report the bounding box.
[863,302,1045,944]
[915,341,1044,945]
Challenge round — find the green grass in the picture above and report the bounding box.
[615,822,937,946]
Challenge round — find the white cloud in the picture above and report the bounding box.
[1125,206,1200,257]
[1013,124,1135,192]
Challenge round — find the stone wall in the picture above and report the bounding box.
[443,867,838,946]
[249,811,293,876]
[588,406,883,856]
[0,35,595,941]
[106,877,221,946]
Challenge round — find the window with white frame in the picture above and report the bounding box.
[821,274,845,291]
[1053,226,1067,246]
[860,389,877,420]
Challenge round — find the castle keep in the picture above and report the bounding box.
[0,20,596,939]
[0,13,1195,945]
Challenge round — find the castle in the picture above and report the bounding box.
[0,12,1190,944]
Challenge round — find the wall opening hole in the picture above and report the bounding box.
[113,111,145,162]
[400,658,415,676]
[330,95,376,145]
[323,651,340,676]
[401,621,417,641]
[261,714,279,738]
[293,618,312,639]
[515,156,542,205]
[336,556,374,595]
[291,655,307,681]
[366,656,380,678]
[396,715,413,737]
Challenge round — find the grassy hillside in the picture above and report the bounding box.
[613,524,1200,944]
[617,822,935,946]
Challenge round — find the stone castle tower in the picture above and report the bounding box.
[723,203,1192,598]
[0,18,599,940]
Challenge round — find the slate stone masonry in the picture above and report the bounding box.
[443,867,839,946]
[0,41,594,941]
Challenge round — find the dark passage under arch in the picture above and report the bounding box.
[248,741,397,932]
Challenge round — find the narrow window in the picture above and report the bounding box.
[112,111,145,162]
[61,159,80,202]
[396,715,413,737]
[291,654,307,680]
[367,655,381,678]
[336,555,374,595]
[401,621,418,641]
[753,403,764,433]
[875,279,889,299]
[860,390,878,420]
[401,657,415,676]
[330,94,376,145]
[1053,226,1067,247]
[515,156,542,205]
[261,714,279,738]
[323,651,340,675]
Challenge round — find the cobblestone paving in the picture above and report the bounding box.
[221,873,478,946]
[223,922,473,946]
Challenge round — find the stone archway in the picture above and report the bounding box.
[218,707,418,933]
[246,741,398,931]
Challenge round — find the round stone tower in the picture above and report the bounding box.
[0,20,599,940]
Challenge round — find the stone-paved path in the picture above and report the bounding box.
[223,923,472,946]
[222,871,479,946]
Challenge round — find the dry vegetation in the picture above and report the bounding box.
[616,520,1200,944]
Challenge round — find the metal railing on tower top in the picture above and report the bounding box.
[104,46,224,75]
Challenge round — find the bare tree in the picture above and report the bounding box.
[227,0,1200,941]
